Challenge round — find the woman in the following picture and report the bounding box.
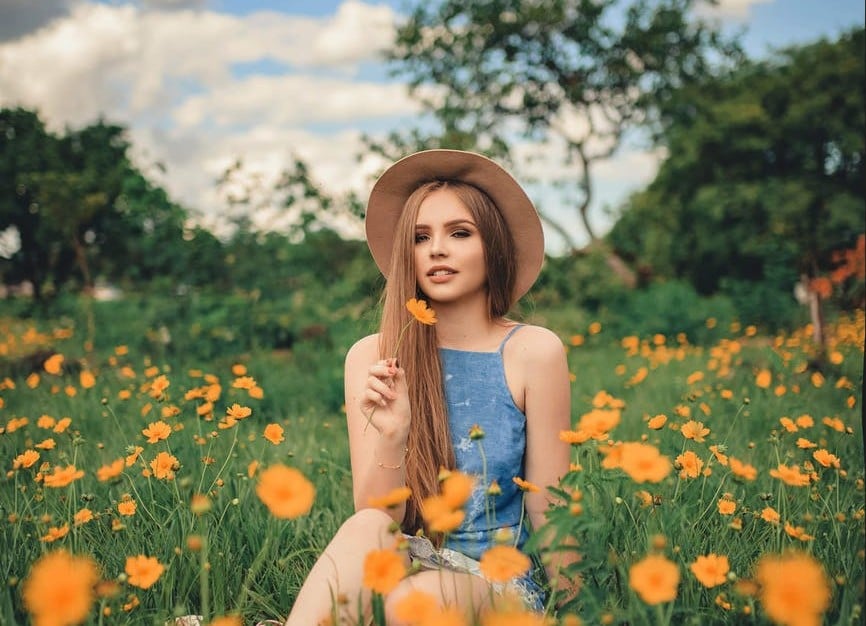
[284,150,572,625]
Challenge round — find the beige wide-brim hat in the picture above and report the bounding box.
[365,149,545,303]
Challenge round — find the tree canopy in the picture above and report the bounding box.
[608,28,865,299]
[386,0,741,250]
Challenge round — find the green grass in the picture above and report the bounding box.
[0,304,863,625]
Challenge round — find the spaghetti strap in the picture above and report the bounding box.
[497,324,525,353]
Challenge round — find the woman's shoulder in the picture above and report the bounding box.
[509,324,566,361]
[345,333,380,366]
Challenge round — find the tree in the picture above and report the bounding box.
[384,0,741,253]
[607,29,865,335]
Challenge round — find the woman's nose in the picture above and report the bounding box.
[429,233,447,257]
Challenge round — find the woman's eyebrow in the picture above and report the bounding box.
[415,219,477,229]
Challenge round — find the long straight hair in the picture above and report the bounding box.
[378,179,517,536]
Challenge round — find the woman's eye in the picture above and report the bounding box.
[414,233,429,243]
[452,230,471,238]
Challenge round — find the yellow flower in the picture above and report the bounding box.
[362,548,406,594]
[124,555,165,589]
[479,545,531,582]
[690,554,730,588]
[263,423,284,445]
[256,464,315,519]
[368,486,412,509]
[23,550,99,626]
[755,552,829,626]
[406,298,437,325]
[629,554,680,604]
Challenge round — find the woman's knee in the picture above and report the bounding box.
[333,507,398,543]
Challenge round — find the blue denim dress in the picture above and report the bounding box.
[407,325,546,610]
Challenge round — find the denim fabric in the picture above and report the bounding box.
[435,325,547,609]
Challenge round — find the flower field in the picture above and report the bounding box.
[0,306,863,626]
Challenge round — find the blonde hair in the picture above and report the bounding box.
[378,180,517,536]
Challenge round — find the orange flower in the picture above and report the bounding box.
[728,457,757,481]
[23,549,99,626]
[770,464,811,487]
[125,446,143,467]
[256,464,315,519]
[124,555,164,589]
[441,471,475,509]
[717,498,736,515]
[226,403,252,420]
[512,476,540,493]
[96,458,125,482]
[41,524,70,543]
[393,589,437,623]
[149,452,179,480]
[559,429,591,445]
[362,548,406,594]
[708,445,728,466]
[208,617,242,626]
[760,506,780,525]
[755,369,772,388]
[479,545,531,582]
[148,374,170,398]
[44,353,64,375]
[406,298,437,325]
[577,408,621,439]
[118,499,137,516]
[74,508,94,526]
[35,438,56,450]
[481,603,547,626]
[755,552,830,626]
[53,417,72,433]
[618,442,672,484]
[79,370,96,389]
[263,423,284,445]
[647,414,667,430]
[368,486,412,509]
[142,420,172,444]
[675,451,703,479]
[779,417,798,433]
[680,420,710,442]
[784,522,814,542]
[43,465,85,488]
[690,554,730,588]
[812,449,841,469]
[629,554,680,604]
[232,376,257,390]
[13,449,40,470]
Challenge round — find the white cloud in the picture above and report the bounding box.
[696,0,774,23]
[0,1,417,237]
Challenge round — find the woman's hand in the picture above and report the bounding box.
[360,358,410,440]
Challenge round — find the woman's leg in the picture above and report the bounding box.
[383,569,494,626]
[284,508,405,626]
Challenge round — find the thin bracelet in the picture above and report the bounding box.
[376,447,408,470]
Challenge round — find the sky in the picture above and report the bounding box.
[0,0,863,253]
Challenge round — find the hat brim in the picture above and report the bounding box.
[365,149,544,304]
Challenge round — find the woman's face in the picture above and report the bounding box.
[413,188,487,306]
